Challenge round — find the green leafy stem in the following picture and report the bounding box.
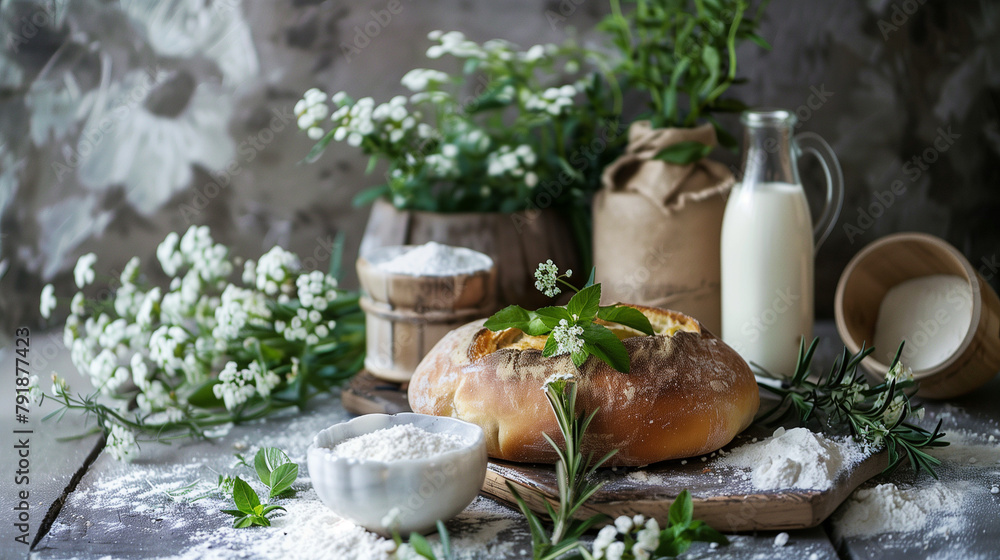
[758,339,949,478]
[484,269,654,373]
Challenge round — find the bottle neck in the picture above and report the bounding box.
[739,112,800,188]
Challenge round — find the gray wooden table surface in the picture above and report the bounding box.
[6,322,999,560]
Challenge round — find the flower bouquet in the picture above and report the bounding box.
[35,226,364,461]
[297,31,622,214]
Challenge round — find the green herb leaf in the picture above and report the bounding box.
[231,477,260,513]
[261,505,286,516]
[220,509,245,517]
[233,516,253,529]
[184,379,222,408]
[654,141,713,165]
[597,305,654,335]
[408,533,436,559]
[669,489,694,527]
[567,284,601,321]
[534,306,572,329]
[581,323,630,373]
[254,447,290,487]
[541,332,561,358]
[268,463,299,498]
[484,305,532,332]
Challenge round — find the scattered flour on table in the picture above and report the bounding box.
[834,482,966,538]
[375,242,493,276]
[719,427,864,490]
[326,423,467,461]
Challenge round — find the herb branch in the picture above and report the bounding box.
[758,339,949,478]
[508,376,615,560]
[484,261,654,373]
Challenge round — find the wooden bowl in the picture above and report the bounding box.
[357,246,497,383]
[834,232,1000,398]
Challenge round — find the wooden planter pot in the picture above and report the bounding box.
[359,197,581,310]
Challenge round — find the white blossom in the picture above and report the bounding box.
[605,541,625,560]
[27,375,43,404]
[534,259,561,298]
[74,253,97,288]
[149,326,190,376]
[213,361,258,411]
[120,256,141,284]
[295,87,329,140]
[156,232,183,276]
[401,68,450,92]
[886,362,914,383]
[614,515,634,534]
[51,374,70,397]
[136,287,162,329]
[40,284,57,319]
[71,292,85,316]
[105,423,138,462]
[256,246,300,295]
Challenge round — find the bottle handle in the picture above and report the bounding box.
[794,132,844,252]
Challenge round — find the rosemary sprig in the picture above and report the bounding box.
[757,339,949,478]
[507,376,616,560]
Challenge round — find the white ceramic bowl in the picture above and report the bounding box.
[307,412,487,535]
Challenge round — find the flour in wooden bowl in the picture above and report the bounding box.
[374,242,493,276]
[327,423,467,462]
[719,427,864,491]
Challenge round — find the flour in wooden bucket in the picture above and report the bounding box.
[374,242,493,276]
[720,427,864,490]
[327,423,467,462]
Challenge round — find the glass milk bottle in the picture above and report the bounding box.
[721,109,844,377]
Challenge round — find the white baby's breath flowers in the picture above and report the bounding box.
[551,319,585,357]
[51,374,69,397]
[213,361,257,411]
[27,375,43,405]
[401,68,450,92]
[106,423,138,462]
[534,259,561,298]
[70,292,85,316]
[614,515,634,534]
[295,87,330,140]
[74,253,97,288]
[40,284,56,319]
[256,246,301,296]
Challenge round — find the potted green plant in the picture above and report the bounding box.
[296,32,623,307]
[591,0,770,334]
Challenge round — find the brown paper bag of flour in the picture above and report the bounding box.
[593,121,734,334]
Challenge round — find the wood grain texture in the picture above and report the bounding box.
[341,370,413,416]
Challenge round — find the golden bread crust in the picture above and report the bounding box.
[407,305,758,466]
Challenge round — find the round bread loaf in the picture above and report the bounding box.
[408,305,759,466]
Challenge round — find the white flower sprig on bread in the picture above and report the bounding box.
[484,261,655,373]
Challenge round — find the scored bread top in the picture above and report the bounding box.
[408,305,758,466]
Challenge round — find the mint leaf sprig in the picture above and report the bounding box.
[484,262,654,373]
[220,446,299,528]
[757,339,949,478]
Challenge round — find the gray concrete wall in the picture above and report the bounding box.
[1,0,996,332]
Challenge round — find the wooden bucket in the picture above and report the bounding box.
[835,232,1000,398]
[356,246,497,383]
[358,198,580,309]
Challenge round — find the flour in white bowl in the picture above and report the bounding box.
[329,423,467,462]
[720,427,864,490]
[374,242,493,276]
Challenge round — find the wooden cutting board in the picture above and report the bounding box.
[341,373,888,531]
[484,428,888,532]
